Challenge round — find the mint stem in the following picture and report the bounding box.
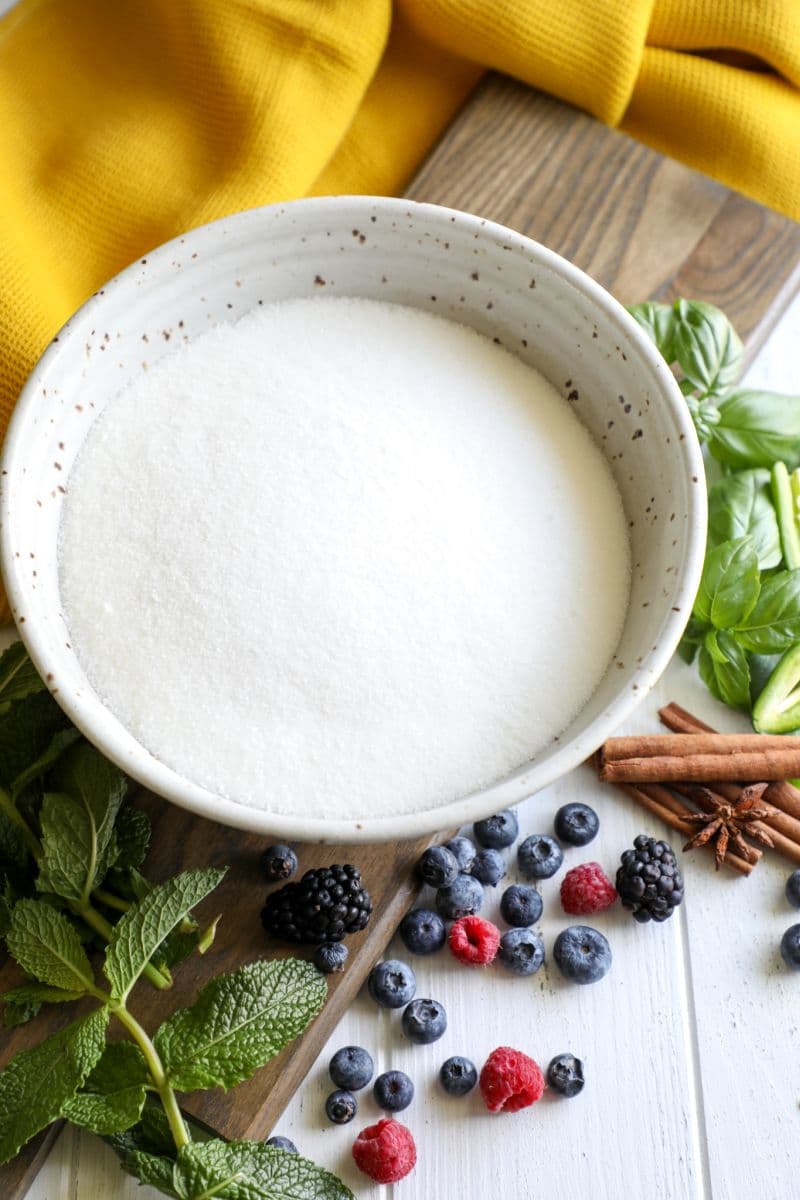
[92,887,132,913]
[78,903,171,991]
[112,1003,190,1151]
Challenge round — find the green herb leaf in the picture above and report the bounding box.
[104,867,226,1000]
[698,630,751,708]
[6,899,95,992]
[692,538,760,630]
[112,806,151,871]
[752,643,800,733]
[627,302,677,363]
[109,1101,183,1161]
[2,981,85,1027]
[173,1140,354,1200]
[707,469,781,570]
[708,390,800,470]
[0,1006,108,1163]
[10,727,81,802]
[63,1082,147,1135]
[123,1150,180,1197]
[0,642,46,707]
[0,809,29,874]
[672,299,743,397]
[0,691,71,792]
[86,1040,150,1091]
[0,892,11,939]
[734,570,800,654]
[155,958,326,1093]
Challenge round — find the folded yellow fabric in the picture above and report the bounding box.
[0,0,798,444]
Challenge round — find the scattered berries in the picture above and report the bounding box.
[781,924,800,969]
[479,1046,545,1113]
[435,873,483,920]
[265,1135,297,1153]
[471,848,506,886]
[473,809,519,850]
[446,836,477,873]
[314,942,348,973]
[554,802,599,846]
[402,997,447,1044]
[352,1118,417,1184]
[786,869,800,909]
[518,834,564,880]
[448,915,501,966]
[547,1053,585,1098]
[399,908,446,955]
[261,864,372,943]
[326,1089,357,1124]
[560,862,617,915]
[368,959,416,1008]
[418,844,459,888]
[553,925,611,984]
[261,844,299,882]
[439,1056,478,1096]
[616,835,684,923]
[497,927,545,976]
[500,883,543,927]
[373,1070,414,1112]
[329,1045,374,1091]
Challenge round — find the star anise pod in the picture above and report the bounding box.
[682,783,775,870]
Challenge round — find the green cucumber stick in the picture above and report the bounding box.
[753,642,800,733]
[771,462,800,569]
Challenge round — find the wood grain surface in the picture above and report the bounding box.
[3,71,799,1200]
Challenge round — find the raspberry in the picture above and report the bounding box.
[479,1046,544,1113]
[352,1118,417,1183]
[448,915,500,966]
[560,862,617,915]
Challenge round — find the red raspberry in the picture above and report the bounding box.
[352,1118,416,1183]
[560,862,618,915]
[479,1046,544,1113]
[448,915,500,965]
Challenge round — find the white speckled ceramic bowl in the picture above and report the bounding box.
[0,197,705,842]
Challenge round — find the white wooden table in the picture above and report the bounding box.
[23,295,800,1199]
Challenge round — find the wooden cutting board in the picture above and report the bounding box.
[2,73,799,1200]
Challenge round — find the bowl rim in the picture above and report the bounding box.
[0,194,707,843]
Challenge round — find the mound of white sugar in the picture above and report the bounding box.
[59,297,631,819]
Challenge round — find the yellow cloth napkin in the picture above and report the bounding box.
[0,0,798,439]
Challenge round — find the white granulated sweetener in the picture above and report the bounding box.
[59,297,631,819]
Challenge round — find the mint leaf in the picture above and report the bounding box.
[6,899,94,992]
[173,1140,354,1200]
[0,691,70,791]
[734,570,800,653]
[692,538,760,630]
[104,867,226,1000]
[0,642,45,707]
[86,1040,150,1091]
[2,981,84,1027]
[156,958,326,1092]
[123,1150,179,1197]
[0,1006,108,1163]
[672,299,743,398]
[707,469,781,570]
[63,1082,146,1135]
[10,727,81,802]
[0,808,29,872]
[113,806,151,871]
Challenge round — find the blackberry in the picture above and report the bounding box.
[616,835,684,923]
[261,844,299,882]
[261,864,372,943]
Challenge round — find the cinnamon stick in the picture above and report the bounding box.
[601,733,800,760]
[619,784,753,876]
[599,749,800,784]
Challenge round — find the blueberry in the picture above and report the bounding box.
[265,1135,297,1153]
[473,809,519,850]
[786,870,800,909]
[554,802,599,847]
[499,884,543,927]
[435,873,483,919]
[547,1053,585,1097]
[261,844,298,881]
[471,848,506,887]
[781,923,800,969]
[418,845,459,888]
[518,834,564,880]
[553,925,611,984]
[497,927,545,975]
[373,1070,414,1112]
[446,836,477,873]
[329,1045,374,1091]
[314,942,348,974]
[399,908,447,955]
[439,1056,478,1096]
[325,1089,357,1124]
[402,997,447,1044]
[367,959,416,1008]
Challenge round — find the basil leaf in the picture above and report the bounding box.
[672,299,743,397]
[6,899,95,992]
[10,727,81,802]
[155,958,326,1092]
[104,867,226,1000]
[734,570,800,653]
[709,390,800,470]
[692,538,760,630]
[698,630,751,708]
[0,642,46,707]
[0,1007,108,1163]
[627,302,677,362]
[707,469,781,569]
[173,1140,354,1200]
[2,981,85,1027]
